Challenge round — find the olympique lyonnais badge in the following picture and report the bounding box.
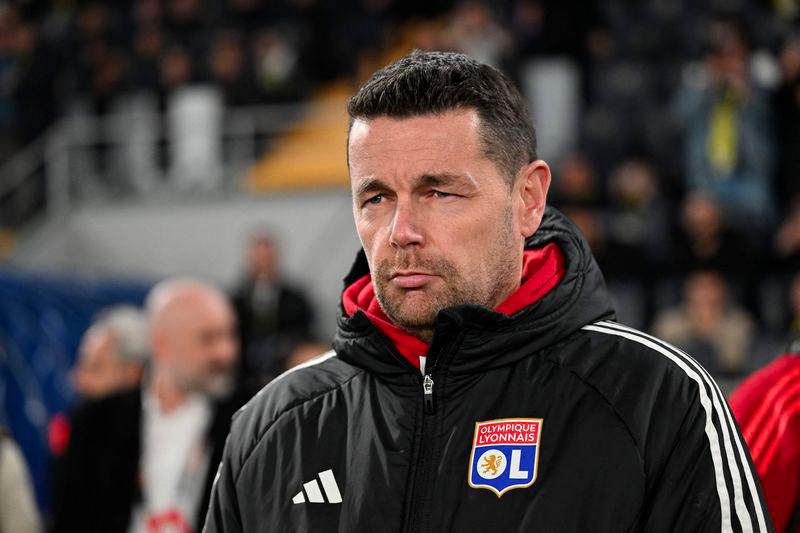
[468,418,543,498]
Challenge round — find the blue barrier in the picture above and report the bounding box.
[0,269,151,516]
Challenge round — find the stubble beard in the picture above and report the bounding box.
[372,206,520,343]
[178,366,235,400]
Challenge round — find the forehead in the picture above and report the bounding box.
[348,109,488,180]
[162,291,233,331]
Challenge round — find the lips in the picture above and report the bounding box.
[390,272,436,289]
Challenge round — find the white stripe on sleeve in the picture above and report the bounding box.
[581,322,764,532]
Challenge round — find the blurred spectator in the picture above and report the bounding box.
[443,1,512,68]
[549,152,602,209]
[71,305,149,400]
[251,27,306,102]
[233,232,314,388]
[603,158,669,279]
[670,193,752,283]
[159,45,194,93]
[165,0,209,58]
[510,0,546,57]
[774,33,800,212]
[52,278,244,533]
[209,30,259,107]
[729,346,800,532]
[130,24,164,94]
[1,6,59,146]
[601,158,670,328]
[0,428,42,533]
[132,0,163,26]
[774,200,800,273]
[673,16,774,231]
[50,306,149,461]
[550,154,607,280]
[652,270,755,376]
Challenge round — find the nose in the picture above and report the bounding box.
[389,199,425,249]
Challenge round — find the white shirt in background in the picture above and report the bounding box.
[128,389,212,533]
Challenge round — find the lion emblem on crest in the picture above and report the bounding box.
[481,454,503,476]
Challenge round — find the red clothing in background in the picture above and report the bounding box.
[730,354,800,532]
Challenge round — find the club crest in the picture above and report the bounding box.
[468,418,543,497]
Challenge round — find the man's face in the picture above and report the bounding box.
[248,238,278,280]
[158,292,239,398]
[348,109,547,340]
[73,328,141,399]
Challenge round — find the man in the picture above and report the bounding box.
[729,343,800,532]
[206,51,770,532]
[49,305,150,458]
[232,231,315,387]
[53,278,242,533]
[72,305,150,399]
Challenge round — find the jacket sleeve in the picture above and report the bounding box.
[203,434,243,533]
[636,386,774,533]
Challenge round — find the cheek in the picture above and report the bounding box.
[357,219,389,260]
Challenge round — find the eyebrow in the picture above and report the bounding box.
[355,173,472,198]
[355,178,390,198]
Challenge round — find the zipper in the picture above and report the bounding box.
[404,371,437,533]
[404,331,464,533]
[422,374,434,414]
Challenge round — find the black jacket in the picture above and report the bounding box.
[51,386,241,533]
[205,208,772,532]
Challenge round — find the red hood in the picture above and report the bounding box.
[342,243,566,369]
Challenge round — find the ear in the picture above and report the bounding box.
[515,160,552,238]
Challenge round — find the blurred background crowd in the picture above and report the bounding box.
[1,0,800,530]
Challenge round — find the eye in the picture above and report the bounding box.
[433,190,457,199]
[364,194,383,206]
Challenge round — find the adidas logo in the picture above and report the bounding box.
[292,469,342,504]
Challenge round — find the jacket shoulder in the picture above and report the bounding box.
[224,351,360,472]
[558,320,728,455]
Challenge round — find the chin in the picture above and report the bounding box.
[203,374,235,399]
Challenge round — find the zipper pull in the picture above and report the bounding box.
[423,374,434,414]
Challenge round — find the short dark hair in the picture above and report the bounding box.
[347,50,537,185]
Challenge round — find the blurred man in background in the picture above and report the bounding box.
[52,278,242,533]
[72,305,150,400]
[232,231,314,388]
[652,269,756,377]
[49,305,150,458]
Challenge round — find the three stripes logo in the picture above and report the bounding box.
[291,469,342,504]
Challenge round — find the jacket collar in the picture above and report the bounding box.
[341,244,565,369]
[332,207,616,376]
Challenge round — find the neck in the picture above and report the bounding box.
[151,370,188,413]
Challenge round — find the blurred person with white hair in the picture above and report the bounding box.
[52,278,245,533]
[48,306,150,459]
[72,305,150,400]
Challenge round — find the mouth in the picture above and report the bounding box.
[390,271,437,289]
